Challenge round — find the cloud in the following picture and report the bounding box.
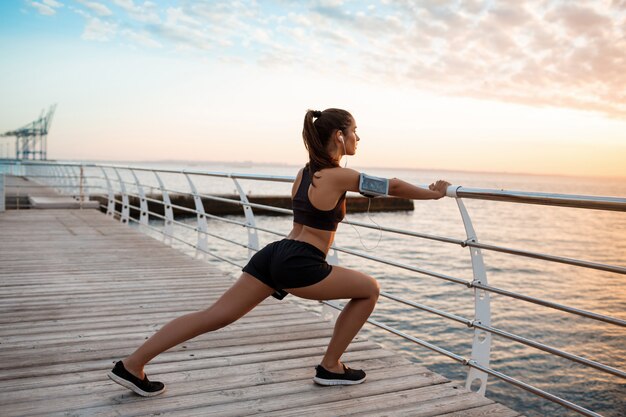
[75,0,112,17]
[120,29,161,48]
[65,0,626,118]
[111,0,160,24]
[82,16,117,41]
[29,0,62,16]
[349,0,626,117]
[43,0,62,7]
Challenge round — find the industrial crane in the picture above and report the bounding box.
[1,104,57,160]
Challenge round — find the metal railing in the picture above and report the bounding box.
[2,160,625,417]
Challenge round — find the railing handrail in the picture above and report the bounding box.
[456,187,626,212]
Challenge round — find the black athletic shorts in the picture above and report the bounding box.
[242,238,333,300]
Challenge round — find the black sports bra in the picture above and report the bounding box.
[292,167,346,231]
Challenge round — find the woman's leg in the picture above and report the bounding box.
[285,266,380,374]
[123,272,275,378]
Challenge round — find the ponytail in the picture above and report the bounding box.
[302,108,352,175]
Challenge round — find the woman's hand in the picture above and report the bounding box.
[428,180,451,199]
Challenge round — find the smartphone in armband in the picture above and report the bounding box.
[359,173,389,198]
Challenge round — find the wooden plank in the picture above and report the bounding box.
[0,354,412,405]
[0,209,519,417]
[434,403,522,417]
[3,356,415,415]
[0,344,397,394]
[0,321,335,354]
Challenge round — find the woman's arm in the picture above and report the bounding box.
[389,178,450,200]
[329,168,450,200]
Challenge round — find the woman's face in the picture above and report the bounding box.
[343,118,360,156]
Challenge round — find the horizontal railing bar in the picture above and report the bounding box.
[321,300,466,363]
[25,174,96,179]
[109,190,251,227]
[473,322,626,379]
[382,291,625,378]
[5,184,81,189]
[178,188,293,215]
[380,291,472,325]
[110,192,287,240]
[470,361,601,417]
[466,240,626,275]
[111,196,195,218]
[111,208,245,268]
[333,245,471,286]
[98,163,295,183]
[323,300,601,417]
[342,218,465,246]
[474,282,626,327]
[105,176,295,216]
[456,187,626,212]
[346,217,625,276]
[107,190,290,240]
[112,198,253,250]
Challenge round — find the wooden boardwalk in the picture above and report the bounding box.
[0,209,521,416]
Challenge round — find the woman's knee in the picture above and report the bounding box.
[367,276,381,300]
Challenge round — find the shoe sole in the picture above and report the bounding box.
[107,371,166,397]
[312,376,366,386]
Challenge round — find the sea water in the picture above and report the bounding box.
[109,160,625,417]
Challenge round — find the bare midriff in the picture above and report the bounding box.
[287,223,335,256]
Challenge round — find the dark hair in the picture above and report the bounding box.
[302,108,353,174]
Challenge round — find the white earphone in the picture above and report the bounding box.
[338,133,347,167]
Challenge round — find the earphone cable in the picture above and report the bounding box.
[345,198,383,251]
[340,140,381,250]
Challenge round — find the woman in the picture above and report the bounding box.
[108,108,451,396]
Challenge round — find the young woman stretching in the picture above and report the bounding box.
[108,108,451,396]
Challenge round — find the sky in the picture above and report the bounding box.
[0,0,625,178]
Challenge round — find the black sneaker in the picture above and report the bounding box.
[107,361,166,397]
[313,363,367,386]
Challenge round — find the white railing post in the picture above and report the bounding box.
[70,165,82,200]
[321,243,341,323]
[70,165,80,197]
[130,169,149,226]
[153,171,173,245]
[231,176,259,259]
[81,165,92,201]
[64,165,77,198]
[451,186,492,397]
[184,172,209,260]
[62,164,73,194]
[113,167,129,225]
[42,164,51,188]
[100,167,116,218]
[54,164,67,194]
[34,164,46,189]
[0,172,5,213]
[60,164,71,195]
[78,165,85,208]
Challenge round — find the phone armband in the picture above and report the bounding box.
[359,173,389,198]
